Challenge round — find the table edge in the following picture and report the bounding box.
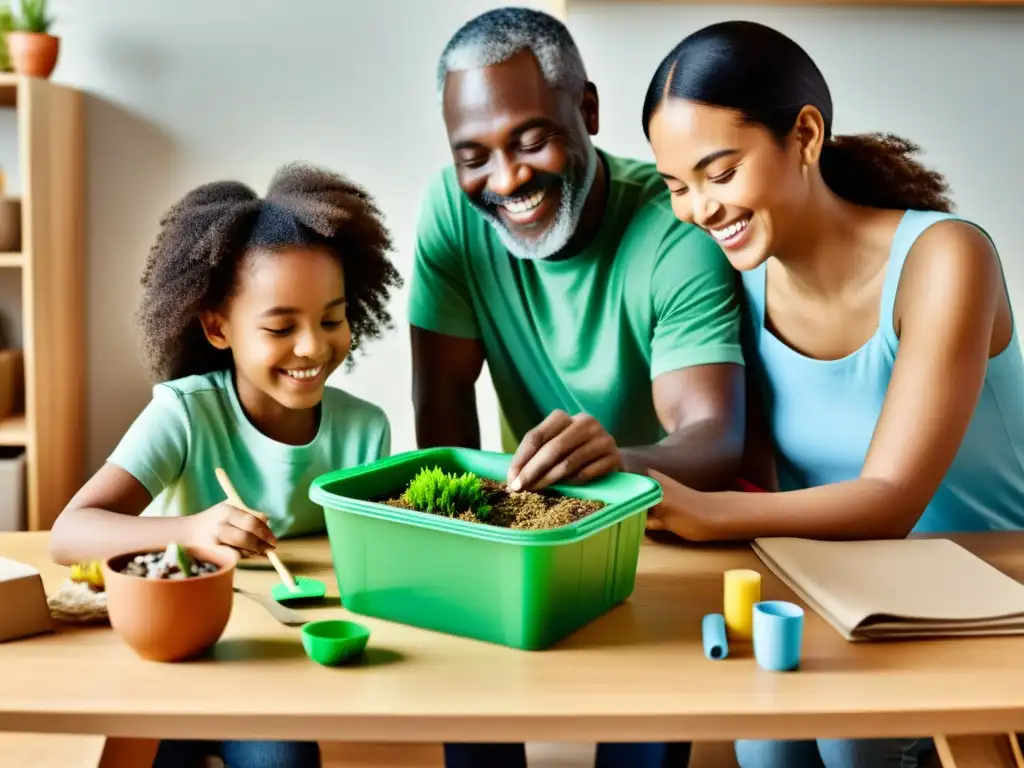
[4,709,1024,742]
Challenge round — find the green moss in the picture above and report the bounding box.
[402,466,491,520]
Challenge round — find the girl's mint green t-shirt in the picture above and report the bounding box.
[108,368,390,538]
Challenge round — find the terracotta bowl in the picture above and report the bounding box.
[4,32,60,78]
[101,546,237,662]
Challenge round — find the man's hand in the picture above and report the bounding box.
[507,410,623,492]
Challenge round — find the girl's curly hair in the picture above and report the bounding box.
[136,163,403,382]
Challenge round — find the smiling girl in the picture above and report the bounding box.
[639,20,1024,768]
[50,163,402,768]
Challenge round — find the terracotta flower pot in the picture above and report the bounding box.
[102,546,237,662]
[4,31,59,78]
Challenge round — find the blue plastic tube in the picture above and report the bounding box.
[702,613,729,660]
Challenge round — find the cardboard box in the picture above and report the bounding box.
[0,557,54,642]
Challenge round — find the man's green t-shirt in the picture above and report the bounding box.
[408,150,744,449]
[108,368,391,538]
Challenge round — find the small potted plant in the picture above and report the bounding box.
[5,0,58,79]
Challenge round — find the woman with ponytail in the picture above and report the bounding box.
[640,20,1024,768]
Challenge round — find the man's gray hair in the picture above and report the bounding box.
[437,7,588,100]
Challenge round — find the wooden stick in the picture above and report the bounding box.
[214,467,298,591]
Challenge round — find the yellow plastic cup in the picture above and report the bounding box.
[723,568,761,641]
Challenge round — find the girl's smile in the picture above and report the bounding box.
[281,364,326,383]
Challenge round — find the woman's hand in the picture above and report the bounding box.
[645,469,717,542]
[184,502,278,557]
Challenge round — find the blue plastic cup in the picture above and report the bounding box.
[753,600,804,671]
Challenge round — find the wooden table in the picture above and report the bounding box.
[1,531,1022,767]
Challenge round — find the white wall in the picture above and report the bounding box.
[569,2,1024,298]
[35,0,1024,474]
[46,0,565,473]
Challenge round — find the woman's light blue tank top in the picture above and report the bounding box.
[741,209,1024,534]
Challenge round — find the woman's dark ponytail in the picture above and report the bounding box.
[818,133,952,212]
[643,21,953,213]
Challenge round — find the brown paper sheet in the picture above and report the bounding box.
[751,537,1024,641]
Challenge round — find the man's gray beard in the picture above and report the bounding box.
[481,144,598,261]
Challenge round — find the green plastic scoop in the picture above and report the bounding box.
[215,467,327,604]
[270,575,326,604]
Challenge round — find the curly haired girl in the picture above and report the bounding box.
[50,164,403,767]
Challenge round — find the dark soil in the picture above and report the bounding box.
[379,479,606,530]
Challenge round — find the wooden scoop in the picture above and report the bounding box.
[214,468,326,603]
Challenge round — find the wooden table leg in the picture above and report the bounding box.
[97,737,159,768]
[0,733,106,768]
[935,734,1023,768]
[320,742,445,767]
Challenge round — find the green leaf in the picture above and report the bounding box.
[0,7,13,71]
[13,0,52,34]
[160,541,192,574]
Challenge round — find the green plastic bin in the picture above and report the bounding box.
[309,447,662,650]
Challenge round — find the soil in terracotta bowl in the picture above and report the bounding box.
[119,542,220,580]
[377,466,606,530]
[102,542,235,663]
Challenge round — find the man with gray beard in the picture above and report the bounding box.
[410,10,747,519]
[409,9,747,766]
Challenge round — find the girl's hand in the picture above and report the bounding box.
[185,503,278,557]
[645,469,716,542]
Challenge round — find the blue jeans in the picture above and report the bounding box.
[735,737,932,768]
[153,738,321,768]
[443,741,691,767]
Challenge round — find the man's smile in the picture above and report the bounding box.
[496,186,560,229]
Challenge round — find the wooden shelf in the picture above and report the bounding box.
[0,413,27,446]
[0,76,85,530]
